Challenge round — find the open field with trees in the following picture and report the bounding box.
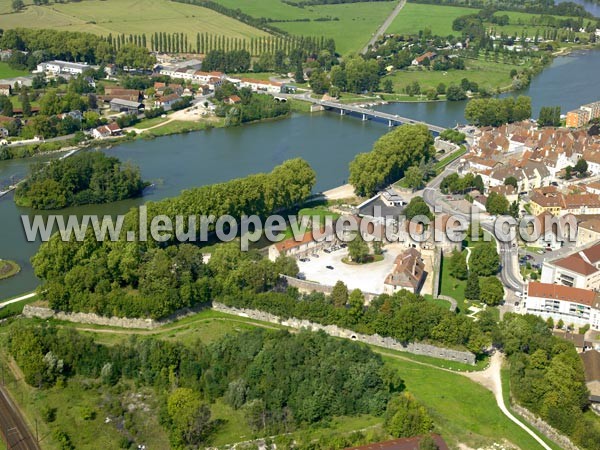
[388,3,475,36]
[210,0,397,54]
[384,55,523,95]
[0,0,269,44]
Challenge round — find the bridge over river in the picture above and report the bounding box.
[297,97,446,135]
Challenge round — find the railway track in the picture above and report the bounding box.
[0,386,40,450]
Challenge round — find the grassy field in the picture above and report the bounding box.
[0,0,268,44]
[0,62,28,79]
[439,255,467,313]
[211,0,397,54]
[388,3,475,36]
[385,56,522,94]
[490,10,588,38]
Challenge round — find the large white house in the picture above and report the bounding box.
[523,282,600,330]
[36,60,99,75]
[541,243,600,290]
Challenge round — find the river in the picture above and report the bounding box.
[1,49,600,298]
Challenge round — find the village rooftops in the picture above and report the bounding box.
[527,282,599,308]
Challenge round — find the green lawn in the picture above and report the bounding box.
[0,62,28,79]
[388,3,475,37]
[385,56,522,94]
[212,0,397,54]
[385,357,561,449]
[490,10,588,38]
[434,146,467,172]
[439,255,467,313]
[0,0,268,45]
[141,118,224,138]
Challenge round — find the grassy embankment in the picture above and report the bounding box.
[0,307,561,450]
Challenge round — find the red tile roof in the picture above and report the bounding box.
[527,282,598,307]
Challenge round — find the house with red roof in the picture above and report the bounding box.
[540,242,600,290]
[523,282,600,330]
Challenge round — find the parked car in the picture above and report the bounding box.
[324,249,332,253]
[326,265,334,270]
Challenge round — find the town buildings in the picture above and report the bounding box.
[540,242,600,290]
[522,282,600,331]
[383,248,426,295]
[566,101,600,128]
[36,60,99,76]
[92,122,122,139]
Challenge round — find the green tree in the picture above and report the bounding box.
[574,158,588,176]
[383,78,394,93]
[348,234,369,263]
[384,393,433,438]
[348,289,365,322]
[445,84,467,101]
[426,89,438,101]
[405,165,424,190]
[538,106,561,127]
[0,95,13,117]
[486,192,509,215]
[167,388,212,446]
[436,83,446,95]
[470,243,500,276]
[449,250,468,280]
[479,277,504,306]
[404,197,432,221]
[12,0,24,11]
[465,272,480,301]
[504,176,518,189]
[331,280,349,307]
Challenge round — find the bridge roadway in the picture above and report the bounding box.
[305,97,446,134]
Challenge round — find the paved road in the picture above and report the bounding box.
[0,386,40,450]
[0,293,36,310]
[422,160,524,294]
[361,0,407,54]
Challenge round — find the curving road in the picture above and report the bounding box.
[422,160,524,293]
[361,0,407,54]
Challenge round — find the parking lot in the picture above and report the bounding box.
[296,245,403,294]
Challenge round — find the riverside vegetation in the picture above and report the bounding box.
[14,152,147,210]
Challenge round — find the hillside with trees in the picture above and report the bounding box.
[15,152,147,209]
[7,323,425,447]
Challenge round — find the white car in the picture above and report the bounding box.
[515,291,523,298]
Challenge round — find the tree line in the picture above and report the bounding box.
[349,124,435,197]
[32,159,316,319]
[214,83,291,125]
[15,152,147,210]
[464,96,532,127]
[495,313,600,449]
[219,278,489,356]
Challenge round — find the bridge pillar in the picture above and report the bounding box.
[388,120,393,127]
[362,114,367,121]
[340,109,345,116]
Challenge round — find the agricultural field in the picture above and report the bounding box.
[0,61,28,79]
[212,0,397,54]
[0,0,268,44]
[384,56,522,94]
[388,3,475,37]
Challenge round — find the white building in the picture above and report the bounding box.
[36,60,98,75]
[523,282,600,331]
[541,243,600,290]
[234,77,283,94]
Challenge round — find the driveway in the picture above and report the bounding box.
[297,245,404,294]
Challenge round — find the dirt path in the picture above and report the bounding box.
[464,353,552,450]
